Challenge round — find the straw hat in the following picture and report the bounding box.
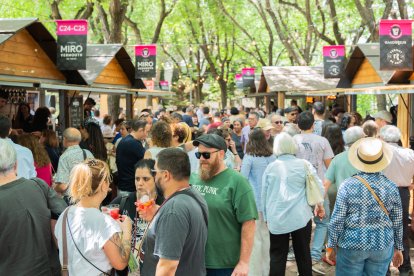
[348,137,393,173]
[256,119,274,130]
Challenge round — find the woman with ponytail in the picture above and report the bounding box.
[54,159,132,275]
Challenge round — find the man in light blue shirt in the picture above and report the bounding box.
[0,115,36,179]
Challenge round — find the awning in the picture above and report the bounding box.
[311,84,414,95]
[129,89,174,97]
[262,66,339,92]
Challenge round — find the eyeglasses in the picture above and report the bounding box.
[272,121,283,125]
[195,150,220,159]
[135,176,152,182]
[225,138,232,142]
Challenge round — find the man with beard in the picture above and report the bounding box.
[190,134,258,276]
[140,148,208,276]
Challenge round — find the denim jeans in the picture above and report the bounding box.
[336,245,393,276]
[311,197,330,261]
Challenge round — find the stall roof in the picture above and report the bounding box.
[255,66,339,95]
[337,43,411,88]
[0,18,86,84]
[311,84,414,95]
[78,44,145,89]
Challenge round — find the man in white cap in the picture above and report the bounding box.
[327,137,403,275]
[380,125,414,275]
[373,110,393,129]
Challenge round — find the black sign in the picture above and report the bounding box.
[135,45,157,79]
[242,68,255,88]
[323,45,345,78]
[56,20,88,70]
[380,20,413,71]
[69,96,83,128]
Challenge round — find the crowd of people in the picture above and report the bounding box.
[0,96,412,276]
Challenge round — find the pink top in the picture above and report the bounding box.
[35,163,52,187]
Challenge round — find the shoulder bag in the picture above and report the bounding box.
[303,161,324,206]
[353,175,389,216]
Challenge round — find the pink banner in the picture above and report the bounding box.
[135,45,157,57]
[323,45,345,57]
[159,81,169,86]
[56,20,88,36]
[379,19,412,37]
[242,68,255,76]
[235,74,242,80]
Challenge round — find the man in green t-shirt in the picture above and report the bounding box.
[190,134,258,275]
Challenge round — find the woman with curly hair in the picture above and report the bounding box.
[171,122,190,149]
[144,121,173,161]
[17,133,53,186]
[30,106,51,133]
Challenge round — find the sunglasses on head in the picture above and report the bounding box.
[195,149,220,159]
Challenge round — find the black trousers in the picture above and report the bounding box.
[269,220,312,276]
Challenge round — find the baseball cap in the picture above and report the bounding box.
[193,134,227,152]
[372,110,392,123]
[284,106,299,114]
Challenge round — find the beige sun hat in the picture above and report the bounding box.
[256,119,274,130]
[348,137,393,173]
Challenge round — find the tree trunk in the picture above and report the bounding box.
[219,80,227,108]
[376,95,387,111]
[108,95,120,119]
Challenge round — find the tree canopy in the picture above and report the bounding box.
[1,0,413,109]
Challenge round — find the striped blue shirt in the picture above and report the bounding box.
[328,172,403,251]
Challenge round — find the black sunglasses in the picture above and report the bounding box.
[195,150,220,159]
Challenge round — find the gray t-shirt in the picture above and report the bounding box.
[141,187,208,276]
[294,133,334,181]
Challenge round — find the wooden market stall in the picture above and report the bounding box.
[0,18,86,123]
[335,43,412,147]
[252,66,339,113]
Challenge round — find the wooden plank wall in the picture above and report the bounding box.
[0,29,65,80]
[352,58,382,85]
[94,58,131,86]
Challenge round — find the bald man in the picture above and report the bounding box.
[54,128,94,194]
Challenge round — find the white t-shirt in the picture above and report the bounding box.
[294,133,334,181]
[55,207,121,275]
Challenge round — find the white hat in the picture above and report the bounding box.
[372,110,393,124]
[348,137,393,173]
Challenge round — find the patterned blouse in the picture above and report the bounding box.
[328,172,403,251]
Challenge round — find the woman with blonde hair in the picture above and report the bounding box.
[55,159,132,275]
[18,133,52,186]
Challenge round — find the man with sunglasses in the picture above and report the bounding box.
[190,134,258,276]
[284,106,299,124]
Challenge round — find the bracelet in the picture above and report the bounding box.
[233,152,238,156]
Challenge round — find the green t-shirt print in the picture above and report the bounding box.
[190,168,258,269]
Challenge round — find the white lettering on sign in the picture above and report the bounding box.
[137,61,154,67]
[61,45,83,53]
[59,25,86,32]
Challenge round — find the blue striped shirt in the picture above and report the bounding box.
[328,172,403,251]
